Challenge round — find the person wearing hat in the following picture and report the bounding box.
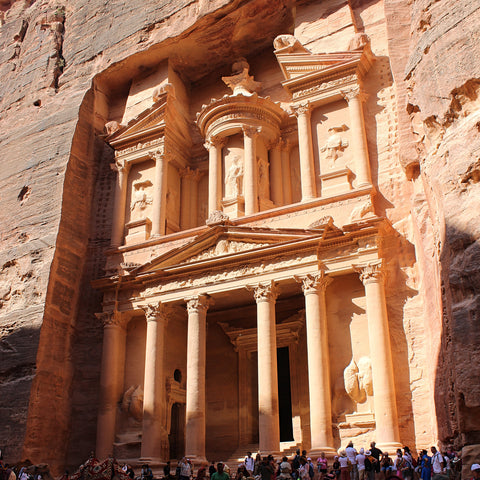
[471,464,480,480]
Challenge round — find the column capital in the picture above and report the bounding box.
[341,85,368,103]
[353,259,384,285]
[179,166,201,180]
[247,281,278,303]
[204,135,226,150]
[95,311,126,328]
[148,147,171,163]
[242,125,262,138]
[140,302,170,322]
[185,294,212,314]
[292,101,312,117]
[110,158,130,174]
[266,137,282,151]
[295,271,332,294]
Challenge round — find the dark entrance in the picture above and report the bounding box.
[169,402,185,460]
[277,346,294,441]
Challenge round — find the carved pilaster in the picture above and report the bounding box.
[353,259,384,285]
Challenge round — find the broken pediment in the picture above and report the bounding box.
[273,34,374,102]
[132,225,318,274]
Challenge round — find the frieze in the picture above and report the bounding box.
[292,74,357,100]
[114,137,165,158]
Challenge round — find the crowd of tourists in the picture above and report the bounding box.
[0,443,479,480]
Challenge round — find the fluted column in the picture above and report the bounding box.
[185,294,211,464]
[205,136,225,215]
[269,139,283,205]
[140,303,169,461]
[353,260,401,451]
[296,272,336,455]
[292,102,316,201]
[243,126,261,215]
[250,282,280,454]
[110,159,130,247]
[342,86,372,187]
[95,311,127,459]
[280,140,293,204]
[150,149,170,236]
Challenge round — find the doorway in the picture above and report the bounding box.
[169,402,185,460]
[277,346,294,441]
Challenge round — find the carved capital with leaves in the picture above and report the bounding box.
[295,271,332,295]
[95,311,125,328]
[185,294,212,314]
[291,101,311,117]
[353,259,384,285]
[247,281,278,303]
[141,302,169,322]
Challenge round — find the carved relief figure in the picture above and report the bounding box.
[344,356,373,406]
[257,156,270,200]
[130,180,153,215]
[225,154,244,198]
[321,125,349,168]
[121,385,144,422]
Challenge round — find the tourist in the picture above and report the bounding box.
[332,457,341,479]
[470,464,480,480]
[364,451,375,480]
[197,467,207,480]
[370,443,383,480]
[356,449,366,480]
[431,447,444,480]
[212,464,230,480]
[245,453,255,477]
[125,466,134,480]
[307,459,315,480]
[209,462,216,480]
[346,442,358,480]
[338,451,349,480]
[441,451,451,479]
[260,457,275,480]
[279,457,292,480]
[141,464,153,480]
[298,458,310,480]
[393,450,405,479]
[380,453,393,479]
[420,450,432,480]
[317,453,328,480]
[293,451,301,479]
[235,465,248,480]
[255,454,263,477]
[401,448,413,480]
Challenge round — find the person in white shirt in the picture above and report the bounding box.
[431,447,445,479]
[245,452,255,476]
[346,442,358,480]
[356,449,366,480]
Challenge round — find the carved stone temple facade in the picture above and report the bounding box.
[93,34,419,464]
[3,0,480,476]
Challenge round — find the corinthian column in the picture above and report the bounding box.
[292,102,316,201]
[110,159,130,247]
[353,260,401,451]
[149,149,170,236]
[140,303,169,462]
[243,126,261,215]
[95,311,127,459]
[185,295,211,464]
[205,136,225,215]
[296,272,336,455]
[342,86,372,187]
[249,282,280,454]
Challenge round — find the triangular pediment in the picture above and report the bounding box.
[107,98,167,148]
[132,225,321,275]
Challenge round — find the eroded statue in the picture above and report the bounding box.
[343,356,373,404]
[222,58,261,96]
[121,385,144,422]
[225,154,244,198]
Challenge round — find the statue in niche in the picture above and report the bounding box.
[121,385,144,422]
[222,58,261,96]
[344,356,373,405]
[320,125,349,169]
[225,154,244,198]
[131,180,153,214]
[257,156,270,200]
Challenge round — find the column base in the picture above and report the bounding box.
[185,455,208,467]
[309,447,338,458]
[376,442,403,454]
